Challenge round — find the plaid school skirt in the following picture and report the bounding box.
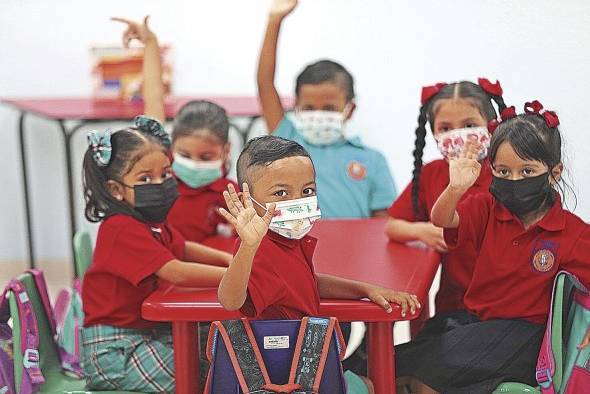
[82,324,210,393]
[395,311,544,394]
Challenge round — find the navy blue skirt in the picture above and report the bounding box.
[395,311,544,394]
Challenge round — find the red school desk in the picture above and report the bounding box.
[0,96,292,275]
[143,219,441,394]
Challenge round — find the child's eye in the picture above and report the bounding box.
[139,175,152,183]
[302,187,315,196]
[465,123,476,128]
[439,126,450,132]
[497,169,509,177]
[163,170,173,179]
[274,190,288,197]
[522,168,535,176]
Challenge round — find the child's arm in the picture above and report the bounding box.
[431,140,482,228]
[155,259,225,287]
[184,241,232,267]
[217,184,276,310]
[316,273,420,317]
[385,218,448,252]
[257,0,298,132]
[112,16,166,122]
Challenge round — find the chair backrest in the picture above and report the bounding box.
[13,273,62,391]
[74,231,93,278]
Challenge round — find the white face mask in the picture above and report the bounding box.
[251,196,322,240]
[434,126,491,161]
[294,105,351,146]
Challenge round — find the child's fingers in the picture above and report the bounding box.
[217,208,238,226]
[222,191,241,217]
[262,203,276,225]
[110,17,134,25]
[395,295,409,317]
[372,294,393,314]
[242,183,254,209]
[227,184,244,212]
[143,15,150,27]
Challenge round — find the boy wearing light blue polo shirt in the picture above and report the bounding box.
[257,0,397,219]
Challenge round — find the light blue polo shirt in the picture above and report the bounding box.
[274,116,397,218]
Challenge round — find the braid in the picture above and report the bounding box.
[490,94,507,115]
[411,105,429,219]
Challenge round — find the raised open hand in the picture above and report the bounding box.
[111,16,155,48]
[449,137,483,192]
[218,184,276,247]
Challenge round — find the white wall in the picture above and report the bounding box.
[1,0,589,261]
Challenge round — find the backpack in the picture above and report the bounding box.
[53,278,84,377]
[204,317,347,394]
[535,271,590,393]
[0,278,45,394]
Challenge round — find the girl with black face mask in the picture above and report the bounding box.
[395,101,590,394]
[80,117,232,393]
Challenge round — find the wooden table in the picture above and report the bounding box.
[0,96,292,274]
[143,219,440,394]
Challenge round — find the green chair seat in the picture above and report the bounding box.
[10,272,141,393]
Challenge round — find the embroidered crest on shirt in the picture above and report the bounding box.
[530,241,558,273]
[347,161,367,181]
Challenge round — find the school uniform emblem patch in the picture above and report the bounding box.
[531,249,555,273]
[347,161,367,181]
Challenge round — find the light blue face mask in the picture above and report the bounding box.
[172,153,223,189]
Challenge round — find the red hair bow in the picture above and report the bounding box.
[487,106,517,134]
[524,100,560,128]
[421,82,448,105]
[478,78,503,97]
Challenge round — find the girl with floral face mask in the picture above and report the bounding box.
[386,79,509,316]
[113,17,238,246]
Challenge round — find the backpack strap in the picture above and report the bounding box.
[210,319,274,393]
[0,280,45,391]
[537,271,589,393]
[25,269,56,336]
[287,317,344,393]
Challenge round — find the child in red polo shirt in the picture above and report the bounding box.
[386,79,508,315]
[112,17,238,245]
[396,102,590,393]
[81,120,231,393]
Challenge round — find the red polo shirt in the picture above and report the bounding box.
[445,193,590,324]
[167,177,238,242]
[238,231,321,320]
[83,214,186,329]
[388,159,492,313]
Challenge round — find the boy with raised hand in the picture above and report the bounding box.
[257,0,397,219]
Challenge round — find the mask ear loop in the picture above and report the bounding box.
[249,194,269,212]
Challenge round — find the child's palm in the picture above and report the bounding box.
[218,184,276,248]
[270,0,298,17]
[234,207,271,246]
[449,139,482,191]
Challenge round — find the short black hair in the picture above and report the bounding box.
[236,136,313,187]
[172,100,230,143]
[295,59,355,102]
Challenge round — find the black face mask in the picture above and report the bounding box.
[489,173,553,216]
[133,177,179,223]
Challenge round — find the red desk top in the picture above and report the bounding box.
[1,96,294,121]
[143,219,440,323]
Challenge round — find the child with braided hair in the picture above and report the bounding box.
[80,117,231,393]
[386,79,510,315]
[396,101,590,393]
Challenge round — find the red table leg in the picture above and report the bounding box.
[367,321,395,394]
[172,321,200,394]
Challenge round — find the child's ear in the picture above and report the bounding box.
[106,180,125,201]
[344,101,357,121]
[550,162,564,184]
